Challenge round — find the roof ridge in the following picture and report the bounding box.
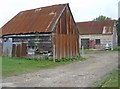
[77,20,115,35]
[20,3,68,13]
[50,4,68,32]
[77,20,116,23]
[2,3,68,35]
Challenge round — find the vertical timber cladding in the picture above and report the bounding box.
[12,44,16,57]
[53,7,79,59]
[12,42,27,57]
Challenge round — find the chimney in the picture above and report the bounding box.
[102,26,107,34]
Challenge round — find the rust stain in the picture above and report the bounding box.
[2,4,65,35]
[2,3,80,59]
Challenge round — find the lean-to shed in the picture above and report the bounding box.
[2,3,79,59]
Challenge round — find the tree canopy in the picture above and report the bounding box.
[93,15,111,21]
[116,18,120,46]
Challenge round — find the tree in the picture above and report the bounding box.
[93,15,111,21]
[116,18,120,46]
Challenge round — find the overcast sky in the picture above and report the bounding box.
[0,0,119,27]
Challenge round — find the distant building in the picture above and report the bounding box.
[2,3,79,59]
[77,20,117,50]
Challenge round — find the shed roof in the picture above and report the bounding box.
[2,4,67,36]
[77,20,116,35]
[0,28,2,37]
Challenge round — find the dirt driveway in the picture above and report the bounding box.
[2,51,118,87]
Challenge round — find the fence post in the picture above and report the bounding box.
[82,46,84,57]
[53,45,55,62]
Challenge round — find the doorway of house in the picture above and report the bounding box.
[81,39,90,49]
[90,40,94,49]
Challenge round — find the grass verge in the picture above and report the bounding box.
[95,68,119,88]
[113,46,120,51]
[2,55,85,78]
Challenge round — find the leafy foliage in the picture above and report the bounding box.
[113,46,120,51]
[93,15,111,21]
[116,18,120,46]
[48,55,85,62]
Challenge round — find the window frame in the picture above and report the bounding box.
[95,39,101,45]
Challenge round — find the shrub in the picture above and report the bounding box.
[48,55,85,62]
[113,46,120,51]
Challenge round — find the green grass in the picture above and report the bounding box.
[79,48,103,52]
[96,68,119,88]
[113,46,120,51]
[0,56,2,78]
[2,56,85,77]
[80,49,95,52]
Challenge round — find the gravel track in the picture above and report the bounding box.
[2,51,118,87]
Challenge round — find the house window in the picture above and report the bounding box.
[95,39,101,44]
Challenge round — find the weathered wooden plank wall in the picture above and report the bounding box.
[53,7,79,59]
[12,43,27,57]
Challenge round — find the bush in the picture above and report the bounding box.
[16,55,85,62]
[113,46,120,51]
[48,55,85,62]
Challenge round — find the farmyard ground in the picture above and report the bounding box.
[2,51,118,87]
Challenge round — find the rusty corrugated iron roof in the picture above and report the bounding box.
[2,4,67,35]
[0,28,2,36]
[77,20,116,35]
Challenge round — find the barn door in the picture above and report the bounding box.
[12,43,27,57]
[12,44,16,57]
[21,43,27,57]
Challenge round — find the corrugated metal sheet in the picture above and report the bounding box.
[0,28,2,56]
[3,38,12,57]
[2,4,66,35]
[2,3,80,59]
[0,28,2,36]
[77,20,116,35]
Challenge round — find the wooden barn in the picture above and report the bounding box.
[0,28,2,56]
[2,3,79,59]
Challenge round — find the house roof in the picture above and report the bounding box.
[77,20,116,35]
[2,4,67,36]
